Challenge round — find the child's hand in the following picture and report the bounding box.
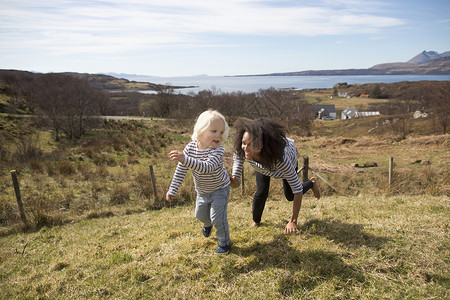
[168,150,185,163]
[166,193,174,202]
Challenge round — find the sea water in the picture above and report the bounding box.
[123,74,450,94]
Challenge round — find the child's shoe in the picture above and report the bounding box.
[202,225,212,237]
[214,244,231,255]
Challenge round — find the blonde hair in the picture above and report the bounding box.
[192,109,229,141]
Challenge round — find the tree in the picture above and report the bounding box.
[0,70,35,114]
[332,88,338,97]
[30,74,109,140]
[370,84,383,99]
[153,84,176,117]
[434,87,449,134]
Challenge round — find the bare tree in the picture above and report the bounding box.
[391,116,411,139]
[30,74,108,140]
[153,84,175,117]
[434,87,449,134]
[32,74,65,140]
[0,70,35,114]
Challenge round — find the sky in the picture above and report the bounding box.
[1,0,450,77]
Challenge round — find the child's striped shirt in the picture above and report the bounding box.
[168,141,230,195]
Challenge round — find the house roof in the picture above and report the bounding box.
[342,106,358,115]
[312,104,336,113]
[356,111,380,117]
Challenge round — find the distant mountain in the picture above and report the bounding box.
[407,50,450,64]
[242,50,450,76]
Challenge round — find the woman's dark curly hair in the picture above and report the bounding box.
[233,118,287,169]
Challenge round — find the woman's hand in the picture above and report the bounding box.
[284,192,302,234]
[284,221,299,235]
[168,150,185,163]
[229,173,240,188]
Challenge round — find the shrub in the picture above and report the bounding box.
[13,133,43,166]
[92,153,117,166]
[27,191,64,229]
[110,184,130,205]
[90,181,106,207]
[46,163,57,177]
[58,161,76,176]
[133,171,152,198]
[77,161,93,180]
[96,165,109,178]
[29,159,44,173]
[0,197,18,225]
[61,190,74,210]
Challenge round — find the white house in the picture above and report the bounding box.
[338,92,351,98]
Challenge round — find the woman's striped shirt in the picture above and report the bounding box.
[232,138,303,194]
[168,141,230,195]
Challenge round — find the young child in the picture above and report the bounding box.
[166,109,231,254]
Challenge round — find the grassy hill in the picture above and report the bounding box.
[1,194,447,299]
[0,77,448,298]
[0,116,448,298]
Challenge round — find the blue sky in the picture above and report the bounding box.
[1,0,449,77]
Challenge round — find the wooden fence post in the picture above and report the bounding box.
[149,164,159,201]
[302,156,309,183]
[389,157,394,186]
[10,170,27,226]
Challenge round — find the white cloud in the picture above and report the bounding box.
[1,0,405,45]
[2,0,425,75]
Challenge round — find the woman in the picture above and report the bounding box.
[230,118,320,234]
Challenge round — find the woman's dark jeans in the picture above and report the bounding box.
[252,169,313,223]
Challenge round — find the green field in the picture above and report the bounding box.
[0,118,448,299]
[1,79,449,298]
[1,194,448,299]
[302,90,389,112]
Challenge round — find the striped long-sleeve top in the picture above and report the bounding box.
[168,141,230,195]
[232,138,303,194]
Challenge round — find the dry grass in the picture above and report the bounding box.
[0,118,448,234]
[0,116,449,298]
[291,134,449,197]
[0,194,448,299]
